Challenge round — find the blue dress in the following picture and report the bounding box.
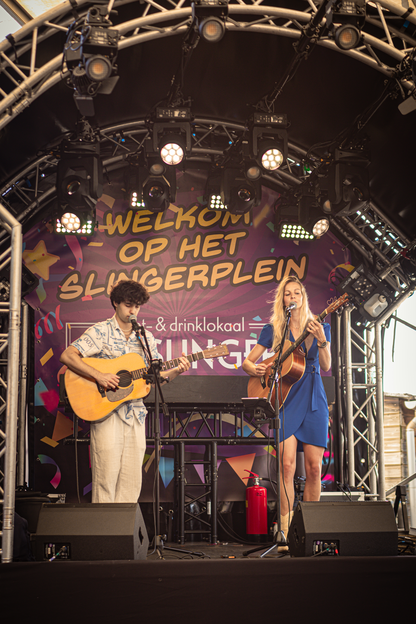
[257,323,331,449]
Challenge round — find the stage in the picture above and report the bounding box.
[2,540,415,622]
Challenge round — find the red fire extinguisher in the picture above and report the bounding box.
[244,470,268,535]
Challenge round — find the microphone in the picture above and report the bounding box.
[286,302,297,312]
[129,314,142,332]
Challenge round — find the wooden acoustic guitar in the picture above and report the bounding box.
[64,345,229,422]
[247,293,348,408]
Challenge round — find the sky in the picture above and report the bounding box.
[383,291,416,396]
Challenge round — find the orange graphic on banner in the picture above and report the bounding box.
[52,410,82,442]
[225,453,256,483]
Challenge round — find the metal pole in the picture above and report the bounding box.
[335,312,344,480]
[366,326,377,498]
[0,202,22,563]
[17,301,29,487]
[343,307,355,487]
[374,321,386,500]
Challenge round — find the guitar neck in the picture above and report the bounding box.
[133,349,216,378]
[162,351,206,371]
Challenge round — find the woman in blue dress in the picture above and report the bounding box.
[242,276,331,542]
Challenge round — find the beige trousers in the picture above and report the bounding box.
[90,415,146,503]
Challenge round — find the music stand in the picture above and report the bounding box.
[241,307,293,557]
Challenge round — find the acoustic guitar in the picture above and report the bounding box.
[64,344,229,422]
[247,293,348,408]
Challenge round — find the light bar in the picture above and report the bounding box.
[280,223,314,240]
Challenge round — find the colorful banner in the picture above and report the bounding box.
[24,170,351,504]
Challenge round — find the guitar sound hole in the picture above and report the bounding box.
[117,369,132,388]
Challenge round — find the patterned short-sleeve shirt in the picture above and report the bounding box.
[71,315,161,425]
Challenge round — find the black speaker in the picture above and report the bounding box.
[34,503,149,561]
[288,501,398,557]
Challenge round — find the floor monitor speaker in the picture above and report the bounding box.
[34,503,149,561]
[288,501,397,557]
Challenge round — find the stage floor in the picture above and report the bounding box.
[2,540,416,623]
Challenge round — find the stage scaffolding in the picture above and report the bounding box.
[0,1,416,562]
[0,202,23,563]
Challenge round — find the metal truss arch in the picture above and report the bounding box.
[0,2,416,131]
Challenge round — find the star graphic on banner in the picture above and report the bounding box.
[22,240,59,280]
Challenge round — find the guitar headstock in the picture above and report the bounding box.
[203,344,229,358]
[325,293,349,315]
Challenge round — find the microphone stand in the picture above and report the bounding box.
[242,306,293,557]
[132,321,205,559]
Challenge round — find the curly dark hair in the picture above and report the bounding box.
[110,280,150,310]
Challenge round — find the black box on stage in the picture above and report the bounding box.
[288,501,398,557]
[33,503,149,561]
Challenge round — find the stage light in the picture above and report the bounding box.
[298,195,331,239]
[64,5,120,117]
[259,143,284,171]
[130,191,145,210]
[334,24,361,50]
[153,108,192,168]
[319,148,370,216]
[245,163,262,181]
[280,223,314,240]
[251,112,288,172]
[159,135,186,166]
[221,167,261,215]
[85,55,113,82]
[192,1,228,43]
[55,138,102,236]
[204,169,226,210]
[56,140,103,210]
[143,180,170,212]
[132,164,177,213]
[338,263,395,322]
[275,196,328,240]
[311,217,330,238]
[54,210,96,236]
[329,1,366,51]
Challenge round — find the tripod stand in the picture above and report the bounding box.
[242,308,293,557]
[134,324,205,558]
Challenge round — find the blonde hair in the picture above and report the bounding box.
[269,276,315,352]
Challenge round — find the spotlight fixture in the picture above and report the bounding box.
[0,264,39,301]
[132,164,177,213]
[159,135,187,166]
[275,201,314,240]
[319,148,370,216]
[192,0,228,43]
[245,162,262,181]
[275,195,329,240]
[143,180,170,213]
[329,1,366,51]
[56,138,102,236]
[204,168,227,210]
[57,140,103,209]
[221,167,261,215]
[338,263,395,322]
[298,196,330,239]
[64,5,120,116]
[251,112,288,172]
[153,108,192,167]
[54,210,96,236]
